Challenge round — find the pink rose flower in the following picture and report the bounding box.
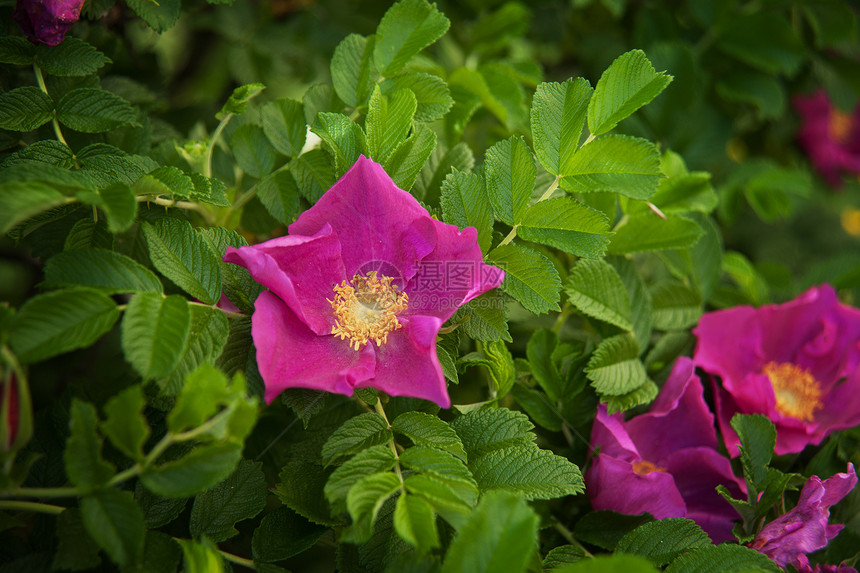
[749,464,857,569]
[586,357,746,543]
[693,285,860,456]
[223,156,504,408]
[794,90,860,189]
[13,0,86,46]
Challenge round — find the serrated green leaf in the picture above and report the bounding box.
[257,169,300,225]
[56,88,139,133]
[566,258,633,330]
[373,0,450,77]
[52,508,102,571]
[9,287,119,364]
[716,12,804,76]
[648,171,718,215]
[142,218,222,304]
[526,329,563,402]
[65,398,115,490]
[79,182,137,233]
[608,213,703,254]
[167,364,229,433]
[139,531,182,573]
[325,445,396,509]
[663,543,780,573]
[441,491,538,573]
[544,545,586,570]
[311,112,366,177]
[399,446,474,484]
[121,293,191,380]
[252,506,328,563]
[610,256,653,350]
[0,36,34,65]
[275,460,338,526]
[394,493,440,552]
[331,34,378,107]
[604,380,659,414]
[650,281,702,330]
[199,226,262,313]
[141,443,243,498]
[531,78,593,176]
[447,67,508,127]
[438,343,459,385]
[404,473,477,529]
[574,511,655,551]
[321,413,393,466]
[0,86,53,132]
[189,172,230,207]
[178,537,224,573]
[519,197,612,259]
[136,481,188,529]
[290,149,335,204]
[134,165,195,199]
[384,122,436,191]
[731,414,776,501]
[261,98,307,157]
[126,0,180,31]
[101,385,150,463]
[381,72,453,122]
[35,38,111,77]
[554,554,658,572]
[392,412,466,459]
[231,124,276,178]
[2,140,76,168]
[64,217,113,251]
[43,248,162,294]
[487,243,561,315]
[190,459,267,542]
[217,83,265,119]
[469,444,584,500]
[159,304,230,395]
[479,62,528,130]
[586,334,647,396]
[440,168,493,254]
[588,49,673,136]
[450,408,535,458]
[484,136,535,226]
[80,489,146,568]
[479,339,516,398]
[367,86,417,166]
[0,181,72,234]
[458,290,511,342]
[344,472,402,542]
[615,518,711,566]
[415,141,475,205]
[560,135,662,199]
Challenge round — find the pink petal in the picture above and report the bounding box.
[586,454,686,519]
[590,403,640,460]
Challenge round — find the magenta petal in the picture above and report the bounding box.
[224,224,346,335]
[693,305,764,393]
[252,291,375,403]
[591,404,640,460]
[820,464,858,506]
[586,454,686,519]
[364,315,450,408]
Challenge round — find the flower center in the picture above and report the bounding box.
[632,460,666,475]
[329,271,408,351]
[762,361,823,422]
[828,108,853,144]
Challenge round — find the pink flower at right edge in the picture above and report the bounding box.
[13,0,86,46]
[749,464,857,571]
[794,90,860,189]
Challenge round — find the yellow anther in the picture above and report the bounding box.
[763,361,823,422]
[329,271,408,351]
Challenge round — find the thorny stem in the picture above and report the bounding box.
[374,400,404,485]
[137,195,215,225]
[33,65,68,147]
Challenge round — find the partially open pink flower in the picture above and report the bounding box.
[794,90,860,189]
[13,0,86,46]
[749,464,857,569]
[224,156,504,408]
[693,284,860,456]
[586,357,745,543]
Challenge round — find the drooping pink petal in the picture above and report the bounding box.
[252,291,375,404]
[13,0,86,45]
[586,454,686,519]
[590,403,640,460]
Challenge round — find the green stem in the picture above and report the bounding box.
[374,400,404,484]
[219,549,256,570]
[498,225,518,247]
[145,433,175,466]
[33,65,68,147]
[580,133,596,148]
[537,175,561,202]
[188,300,245,320]
[229,184,258,212]
[0,500,65,515]
[205,114,232,179]
[137,196,215,225]
[552,519,593,558]
[552,302,572,334]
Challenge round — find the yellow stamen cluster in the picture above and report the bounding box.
[763,361,823,422]
[632,460,666,475]
[829,108,853,144]
[329,271,409,351]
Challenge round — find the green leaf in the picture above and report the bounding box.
[384,122,436,191]
[190,459,267,542]
[544,545,586,569]
[52,508,102,571]
[525,329,563,401]
[56,88,139,133]
[604,380,659,414]
[450,408,535,458]
[404,473,477,529]
[438,343,459,385]
[134,165,195,199]
[531,78,593,176]
[139,531,182,573]
[189,173,230,207]
[331,34,378,107]
[9,287,119,364]
[519,197,612,258]
[367,86,417,166]
[458,291,511,342]
[441,491,538,573]
[650,281,702,330]
[257,169,300,225]
[555,554,658,573]
[479,339,516,398]
[231,124,277,178]
[2,139,75,168]
[588,49,673,136]
[487,243,561,315]
[321,413,393,466]
[126,0,180,31]
[121,293,192,380]
[615,518,711,567]
[252,506,328,563]
[167,364,230,433]
[311,112,366,177]
[663,543,780,573]
[141,443,244,498]
[80,182,137,233]
[136,481,188,529]
[716,12,804,76]
[142,218,222,304]
[199,226,262,313]
[731,414,776,500]
[64,217,113,251]
[274,460,338,526]
[560,135,662,200]
[381,72,453,122]
[101,385,150,463]
[586,334,647,396]
[160,304,231,395]
[611,256,653,350]
[80,489,146,568]
[290,149,335,203]
[608,213,703,254]
[392,412,466,459]
[373,0,450,77]
[0,86,53,132]
[566,258,633,330]
[415,141,475,204]
[216,83,265,120]
[399,446,475,484]
[0,36,35,65]
[468,444,584,500]
[484,136,535,226]
[65,399,115,490]
[325,445,396,509]
[440,168,493,254]
[261,98,307,157]
[0,181,71,234]
[35,38,111,77]
[178,537,224,573]
[43,248,162,294]
[394,493,440,552]
[574,511,655,551]
[344,472,402,542]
